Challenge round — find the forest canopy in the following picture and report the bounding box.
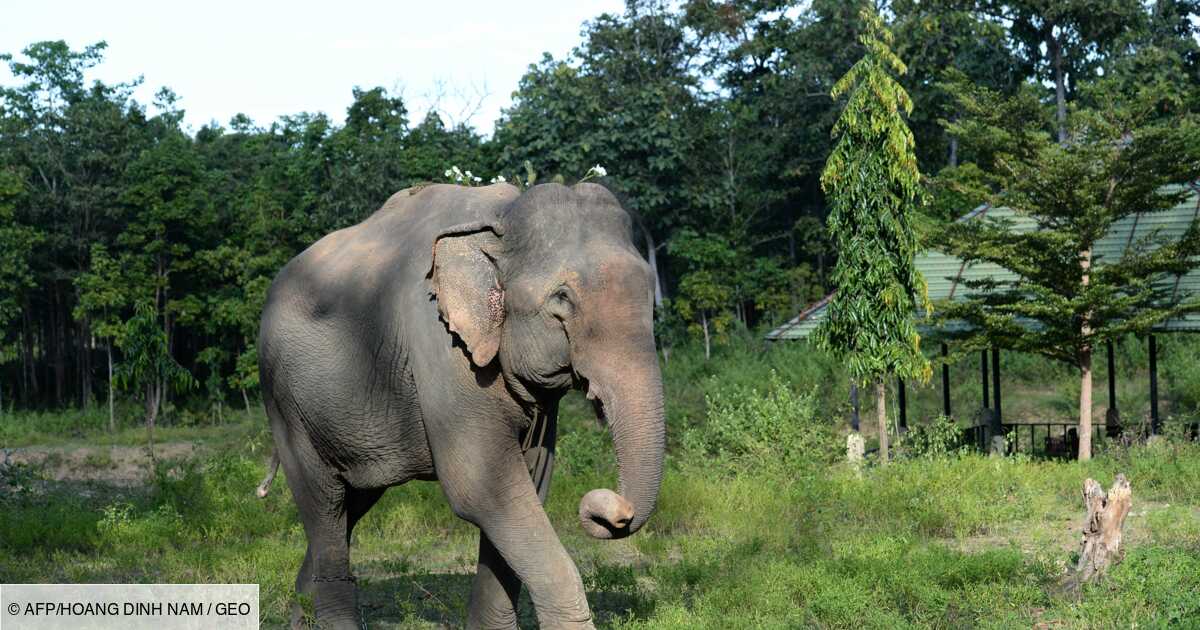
[2,0,1199,417]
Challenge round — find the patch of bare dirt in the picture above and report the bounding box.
[1,442,200,486]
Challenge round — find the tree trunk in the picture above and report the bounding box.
[145,383,159,461]
[701,311,711,361]
[22,304,36,402]
[1079,351,1093,461]
[1050,30,1068,144]
[52,287,65,406]
[242,388,251,413]
[156,377,165,425]
[1075,475,1132,586]
[107,342,115,433]
[1079,247,1093,461]
[80,317,92,409]
[627,208,665,308]
[876,379,888,465]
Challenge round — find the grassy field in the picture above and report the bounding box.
[2,335,1199,628]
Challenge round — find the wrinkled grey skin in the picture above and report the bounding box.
[258,183,666,629]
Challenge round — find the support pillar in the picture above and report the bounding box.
[981,349,990,410]
[850,380,860,432]
[1149,335,1160,435]
[1106,340,1121,438]
[991,347,1002,423]
[897,376,907,431]
[941,342,951,418]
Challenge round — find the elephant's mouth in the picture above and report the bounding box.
[578,376,609,427]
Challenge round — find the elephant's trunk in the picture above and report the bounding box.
[577,355,665,539]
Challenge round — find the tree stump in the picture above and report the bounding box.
[1075,474,1132,585]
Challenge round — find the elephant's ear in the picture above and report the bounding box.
[430,224,504,367]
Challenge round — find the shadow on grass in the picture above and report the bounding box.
[355,569,655,628]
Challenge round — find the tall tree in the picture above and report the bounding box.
[0,169,42,411]
[814,8,932,465]
[935,79,1200,460]
[73,244,127,430]
[972,0,1146,142]
[115,302,195,456]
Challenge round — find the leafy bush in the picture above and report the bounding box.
[902,415,966,459]
[681,370,839,473]
[555,419,614,477]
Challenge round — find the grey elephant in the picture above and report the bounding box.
[256,182,666,629]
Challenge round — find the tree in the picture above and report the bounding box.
[115,302,195,456]
[934,79,1200,460]
[0,169,42,411]
[814,9,932,465]
[73,244,127,430]
[971,0,1146,143]
[670,230,738,360]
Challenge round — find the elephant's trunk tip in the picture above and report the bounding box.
[579,488,635,539]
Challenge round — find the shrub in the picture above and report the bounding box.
[681,370,839,473]
[902,415,966,459]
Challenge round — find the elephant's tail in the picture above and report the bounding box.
[256,452,280,498]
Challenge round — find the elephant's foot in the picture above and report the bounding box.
[289,579,360,630]
[534,614,596,630]
[466,604,519,630]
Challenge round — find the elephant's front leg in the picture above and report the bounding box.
[466,413,557,629]
[433,425,590,629]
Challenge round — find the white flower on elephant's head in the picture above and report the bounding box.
[589,164,608,178]
[444,169,453,178]
[490,175,507,184]
[473,176,482,183]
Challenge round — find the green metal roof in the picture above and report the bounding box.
[766,184,1200,341]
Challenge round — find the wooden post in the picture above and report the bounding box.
[941,342,951,418]
[1106,340,1121,438]
[875,379,889,465]
[1149,335,1160,435]
[1075,474,1132,586]
[980,349,990,410]
[991,348,1002,423]
[1106,341,1117,413]
[897,376,907,431]
[849,381,860,432]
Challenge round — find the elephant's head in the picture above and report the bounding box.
[430,182,664,539]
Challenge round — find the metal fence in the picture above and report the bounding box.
[963,422,1109,459]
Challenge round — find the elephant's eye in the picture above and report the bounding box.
[548,286,574,319]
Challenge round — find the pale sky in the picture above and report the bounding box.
[0,0,626,136]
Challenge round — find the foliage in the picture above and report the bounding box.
[0,169,41,353]
[932,74,1200,456]
[2,2,1200,424]
[935,84,1200,364]
[114,303,196,411]
[3,403,1200,626]
[814,9,932,385]
[681,370,839,473]
[902,415,967,459]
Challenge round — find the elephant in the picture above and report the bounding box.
[256,182,666,629]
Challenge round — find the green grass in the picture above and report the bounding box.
[2,333,1199,627]
[2,412,1198,627]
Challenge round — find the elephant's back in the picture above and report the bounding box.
[256,184,516,482]
[261,183,517,332]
